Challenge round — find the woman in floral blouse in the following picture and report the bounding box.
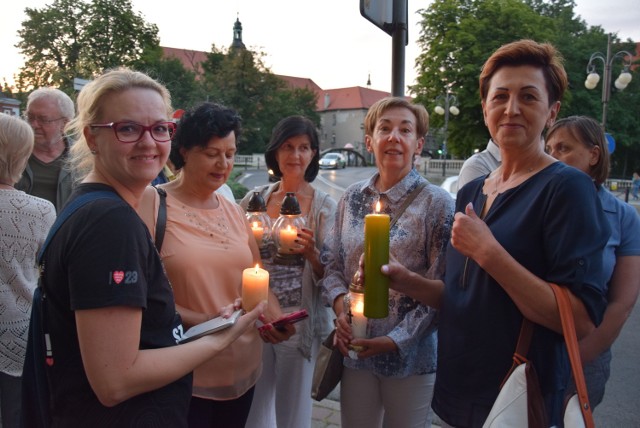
[320,97,454,427]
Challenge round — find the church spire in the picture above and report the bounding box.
[230,14,246,50]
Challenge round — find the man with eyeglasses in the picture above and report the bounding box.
[16,87,75,212]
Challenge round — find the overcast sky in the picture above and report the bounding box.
[1,0,638,93]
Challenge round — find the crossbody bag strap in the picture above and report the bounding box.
[549,283,595,428]
[36,190,122,369]
[389,181,427,229]
[153,186,167,252]
[38,190,122,264]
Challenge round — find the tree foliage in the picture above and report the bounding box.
[14,0,319,157]
[137,47,201,111]
[411,0,639,177]
[16,0,159,93]
[201,45,319,154]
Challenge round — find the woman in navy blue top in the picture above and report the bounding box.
[379,40,610,427]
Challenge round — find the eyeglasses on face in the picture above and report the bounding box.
[89,121,176,143]
[24,115,65,126]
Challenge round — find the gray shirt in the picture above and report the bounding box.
[457,139,501,189]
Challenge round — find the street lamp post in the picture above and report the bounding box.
[434,93,460,176]
[584,33,633,129]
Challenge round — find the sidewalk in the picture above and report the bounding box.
[312,398,342,428]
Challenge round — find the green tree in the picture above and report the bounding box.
[137,47,202,111]
[16,0,159,93]
[411,0,638,170]
[412,0,555,158]
[201,45,319,154]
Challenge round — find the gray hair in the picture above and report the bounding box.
[27,87,75,120]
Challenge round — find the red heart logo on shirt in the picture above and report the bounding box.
[113,271,124,284]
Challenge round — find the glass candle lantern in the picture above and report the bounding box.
[343,272,367,352]
[245,192,272,253]
[272,192,306,265]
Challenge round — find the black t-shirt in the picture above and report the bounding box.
[43,183,191,427]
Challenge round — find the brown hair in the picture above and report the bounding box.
[364,97,429,138]
[546,116,610,185]
[479,39,568,106]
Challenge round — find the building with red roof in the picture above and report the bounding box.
[161,16,393,152]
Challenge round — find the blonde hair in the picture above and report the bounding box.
[0,113,35,184]
[67,67,172,180]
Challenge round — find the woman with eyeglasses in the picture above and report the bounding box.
[27,68,265,427]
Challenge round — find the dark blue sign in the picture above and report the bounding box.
[605,133,615,154]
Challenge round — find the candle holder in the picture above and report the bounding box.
[343,272,367,352]
[272,192,306,266]
[245,191,272,258]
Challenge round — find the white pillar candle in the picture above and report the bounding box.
[242,264,269,311]
[351,298,368,338]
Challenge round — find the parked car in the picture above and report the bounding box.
[440,175,459,200]
[267,169,280,182]
[319,153,346,169]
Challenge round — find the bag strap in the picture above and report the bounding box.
[153,186,167,252]
[38,190,122,264]
[35,190,122,369]
[549,283,595,428]
[390,181,427,229]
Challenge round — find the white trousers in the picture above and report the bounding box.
[341,366,435,428]
[245,332,319,428]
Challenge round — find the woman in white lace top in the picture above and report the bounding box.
[0,113,56,426]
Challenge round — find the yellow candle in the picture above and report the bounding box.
[351,299,368,338]
[251,221,264,245]
[242,264,269,311]
[279,224,298,251]
[364,201,390,318]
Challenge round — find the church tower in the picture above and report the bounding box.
[230,15,246,50]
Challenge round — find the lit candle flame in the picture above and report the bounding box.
[375,200,381,213]
[252,221,259,229]
[354,300,364,314]
[254,263,259,273]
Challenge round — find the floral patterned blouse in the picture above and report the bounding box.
[320,168,454,377]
